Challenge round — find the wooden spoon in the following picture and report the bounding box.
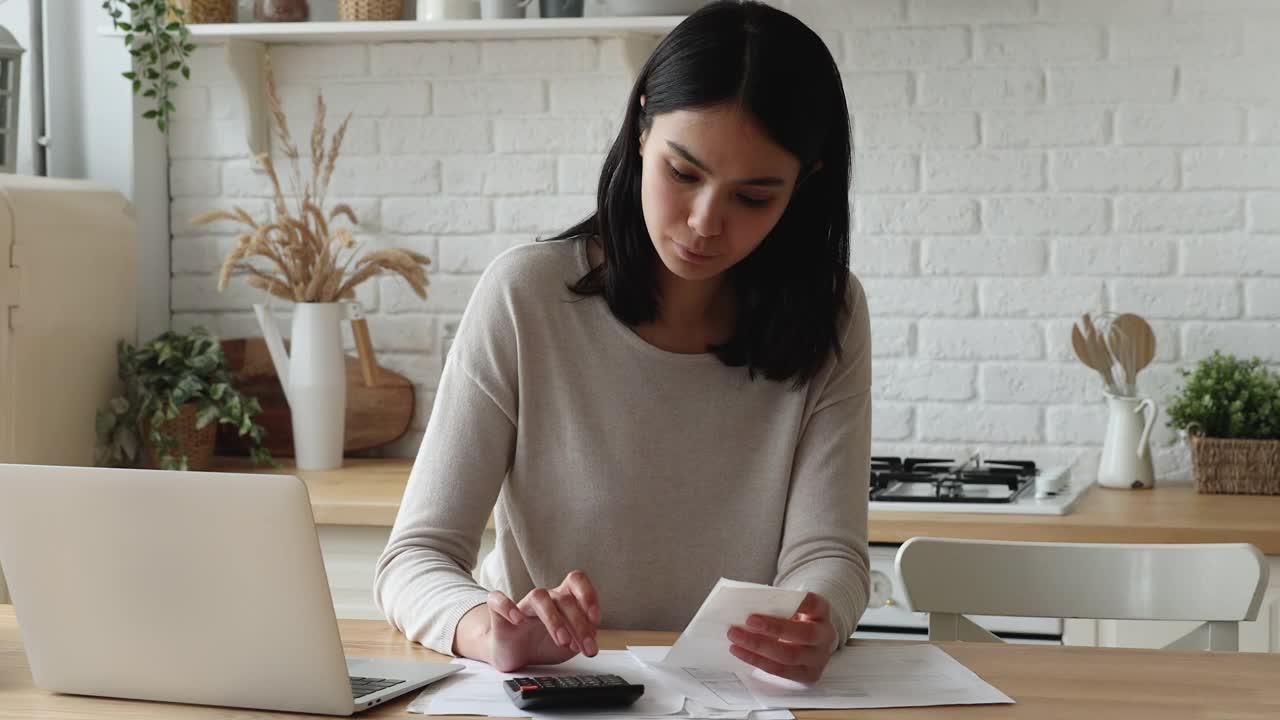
[1106,321,1137,395]
[1114,313,1156,384]
[1082,313,1119,394]
[1071,323,1092,368]
[1073,320,1117,394]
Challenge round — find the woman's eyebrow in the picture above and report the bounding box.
[666,141,787,187]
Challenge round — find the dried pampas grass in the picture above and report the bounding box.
[192,54,429,304]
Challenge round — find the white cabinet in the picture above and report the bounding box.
[1064,556,1280,653]
[317,525,496,620]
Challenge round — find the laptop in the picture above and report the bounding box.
[0,463,462,715]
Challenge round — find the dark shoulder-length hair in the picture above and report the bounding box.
[547,0,852,388]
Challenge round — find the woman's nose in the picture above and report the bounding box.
[687,191,723,238]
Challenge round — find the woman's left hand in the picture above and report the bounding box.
[726,592,837,683]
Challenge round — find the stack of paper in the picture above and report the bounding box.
[407,650,792,719]
[409,578,1012,717]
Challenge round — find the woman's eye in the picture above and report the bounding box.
[668,164,697,183]
[666,162,770,207]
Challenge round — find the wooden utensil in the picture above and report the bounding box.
[351,317,379,388]
[1080,313,1120,394]
[1127,314,1156,371]
[1106,322,1134,395]
[216,334,415,457]
[1112,313,1156,393]
[1071,324,1110,389]
[1073,320,1119,395]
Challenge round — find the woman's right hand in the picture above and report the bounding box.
[482,570,603,672]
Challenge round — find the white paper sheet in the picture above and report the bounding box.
[629,646,763,711]
[407,650,686,717]
[736,644,1014,710]
[659,579,806,674]
[680,699,795,720]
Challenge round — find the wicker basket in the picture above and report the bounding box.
[168,0,237,24]
[1189,434,1280,495]
[339,0,403,20]
[144,403,218,471]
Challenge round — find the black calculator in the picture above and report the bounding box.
[503,674,645,710]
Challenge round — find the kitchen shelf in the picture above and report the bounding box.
[100,17,680,157]
[173,17,683,44]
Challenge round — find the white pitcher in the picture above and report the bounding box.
[253,302,353,470]
[1097,392,1158,490]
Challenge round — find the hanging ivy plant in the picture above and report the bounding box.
[102,0,196,133]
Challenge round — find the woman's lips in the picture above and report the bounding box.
[673,241,717,264]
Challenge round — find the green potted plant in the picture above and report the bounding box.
[1166,350,1280,495]
[95,326,276,471]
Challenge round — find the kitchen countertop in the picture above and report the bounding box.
[210,457,1280,553]
[4,605,1279,719]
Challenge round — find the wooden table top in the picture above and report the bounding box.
[3,606,1278,719]
[209,457,1280,553]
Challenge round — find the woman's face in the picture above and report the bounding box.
[639,103,804,285]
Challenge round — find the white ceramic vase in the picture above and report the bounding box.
[418,0,481,20]
[253,302,351,470]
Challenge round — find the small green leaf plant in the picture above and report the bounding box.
[95,327,277,470]
[1166,351,1280,440]
[102,0,196,133]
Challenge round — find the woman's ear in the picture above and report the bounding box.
[638,96,649,156]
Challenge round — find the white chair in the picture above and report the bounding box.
[895,537,1269,651]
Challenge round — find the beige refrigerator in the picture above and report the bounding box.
[0,174,136,603]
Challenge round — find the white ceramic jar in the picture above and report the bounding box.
[418,0,480,20]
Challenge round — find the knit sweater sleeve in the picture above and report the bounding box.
[373,255,521,657]
[771,274,873,652]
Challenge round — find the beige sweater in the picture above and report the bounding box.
[374,237,872,657]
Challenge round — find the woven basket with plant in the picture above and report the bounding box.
[1166,351,1280,495]
[96,327,275,471]
[191,54,429,303]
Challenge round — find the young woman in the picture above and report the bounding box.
[376,0,870,683]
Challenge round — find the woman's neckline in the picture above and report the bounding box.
[574,237,722,363]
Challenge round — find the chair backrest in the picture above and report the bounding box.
[895,537,1269,650]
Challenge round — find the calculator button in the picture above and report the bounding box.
[560,676,583,688]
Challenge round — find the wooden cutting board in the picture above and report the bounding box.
[215,337,415,457]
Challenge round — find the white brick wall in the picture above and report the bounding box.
[168,0,1280,482]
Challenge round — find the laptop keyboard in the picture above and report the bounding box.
[350,675,405,700]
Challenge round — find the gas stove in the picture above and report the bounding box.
[868,451,1090,515]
